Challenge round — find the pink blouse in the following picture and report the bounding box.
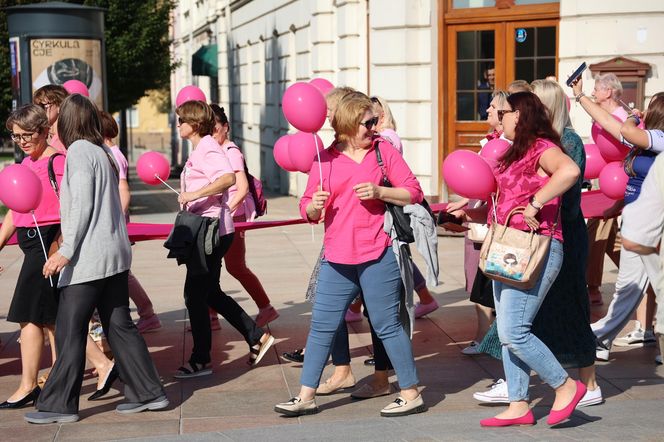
[12,154,65,227]
[490,138,563,241]
[300,138,423,264]
[181,135,234,236]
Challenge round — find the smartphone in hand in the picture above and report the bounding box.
[437,211,469,233]
[566,62,587,87]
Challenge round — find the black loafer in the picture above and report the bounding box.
[0,386,41,409]
[364,357,376,366]
[88,365,119,401]
[281,348,305,363]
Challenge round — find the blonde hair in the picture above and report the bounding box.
[332,91,373,144]
[370,96,397,131]
[176,100,215,136]
[325,86,355,113]
[491,90,510,108]
[594,73,623,100]
[507,80,532,94]
[531,79,572,136]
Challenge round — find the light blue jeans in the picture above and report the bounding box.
[300,247,419,389]
[493,239,568,402]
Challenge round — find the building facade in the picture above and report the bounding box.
[170,0,664,200]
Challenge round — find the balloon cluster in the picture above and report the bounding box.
[272,78,333,174]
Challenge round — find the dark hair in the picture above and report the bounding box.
[210,104,228,126]
[6,104,50,133]
[644,92,664,131]
[499,92,562,170]
[57,94,104,148]
[99,110,119,139]
[33,84,68,106]
[176,100,215,136]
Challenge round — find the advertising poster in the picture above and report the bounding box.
[30,38,104,108]
[9,37,20,110]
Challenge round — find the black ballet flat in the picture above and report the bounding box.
[88,365,119,401]
[0,386,41,409]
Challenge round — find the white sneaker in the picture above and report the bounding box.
[473,379,508,403]
[577,386,603,408]
[614,328,656,347]
[461,341,481,355]
[596,347,610,361]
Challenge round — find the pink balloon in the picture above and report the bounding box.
[479,138,510,162]
[288,131,324,174]
[175,85,206,107]
[309,78,335,96]
[598,161,628,200]
[136,151,170,185]
[273,135,297,172]
[63,79,90,97]
[443,150,496,200]
[282,82,326,133]
[591,121,629,162]
[0,164,43,213]
[583,143,607,180]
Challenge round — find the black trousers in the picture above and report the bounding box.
[37,271,164,414]
[185,233,264,365]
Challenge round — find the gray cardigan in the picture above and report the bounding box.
[58,139,131,287]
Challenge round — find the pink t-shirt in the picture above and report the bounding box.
[49,132,66,153]
[219,140,256,220]
[300,138,423,265]
[490,138,563,241]
[181,135,234,236]
[109,145,128,180]
[612,106,629,122]
[379,129,403,154]
[12,154,65,227]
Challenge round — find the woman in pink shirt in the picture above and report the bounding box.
[274,92,425,417]
[32,85,68,153]
[173,101,274,378]
[0,105,63,409]
[453,92,584,427]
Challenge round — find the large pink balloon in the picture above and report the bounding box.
[175,85,206,107]
[309,78,335,96]
[0,164,42,213]
[591,121,629,162]
[136,151,170,185]
[63,79,90,97]
[282,83,326,133]
[479,138,510,162]
[584,143,607,180]
[443,150,496,200]
[598,161,628,200]
[288,131,324,174]
[273,135,297,172]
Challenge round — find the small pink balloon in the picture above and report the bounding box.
[591,121,630,162]
[136,151,170,185]
[309,78,335,96]
[479,138,510,162]
[443,150,496,200]
[273,135,297,172]
[584,143,607,180]
[176,85,206,107]
[282,82,327,133]
[0,164,43,213]
[63,79,90,97]
[598,161,628,200]
[288,131,324,174]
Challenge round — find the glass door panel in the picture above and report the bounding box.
[507,21,558,82]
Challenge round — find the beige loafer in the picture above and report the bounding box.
[315,373,356,395]
[380,394,426,417]
[274,397,318,416]
[351,382,394,400]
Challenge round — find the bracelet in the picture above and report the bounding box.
[627,114,641,125]
[575,92,585,103]
[529,195,544,210]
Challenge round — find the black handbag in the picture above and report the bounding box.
[374,142,433,243]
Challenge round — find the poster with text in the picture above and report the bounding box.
[30,38,104,109]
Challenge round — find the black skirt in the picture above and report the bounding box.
[470,266,495,309]
[7,224,60,325]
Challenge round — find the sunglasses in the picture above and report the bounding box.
[37,102,53,110]
[177,117,186,125]
[360,116,379,130]
[497,109,516,123]
[11,132,35,143]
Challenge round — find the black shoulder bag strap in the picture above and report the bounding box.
[48,152,64,199]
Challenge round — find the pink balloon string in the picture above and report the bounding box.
[313,134,323,191]
[31,212,53,288]
[155,175,180,195]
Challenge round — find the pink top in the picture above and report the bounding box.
[490,138,563,241]
[12,154,65,227]
[181,135,235,236]
[219,140,256,220]
[611,106,629,122]
[50,132,66,153]
[300,138,423,264]
[109,145,128,180]
[379,129,402,154]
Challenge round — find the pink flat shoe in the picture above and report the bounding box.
[480,409,535,427]
[547,380,587,425]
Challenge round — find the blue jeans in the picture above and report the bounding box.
[301,247,419,389]
[493,239,568,402]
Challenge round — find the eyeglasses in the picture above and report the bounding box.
[37,102,53,110]
[177,117,186,125]
[370,96,380,103]
[497,109,516,123]
[360,116,379,130]
[10,132,35,143]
